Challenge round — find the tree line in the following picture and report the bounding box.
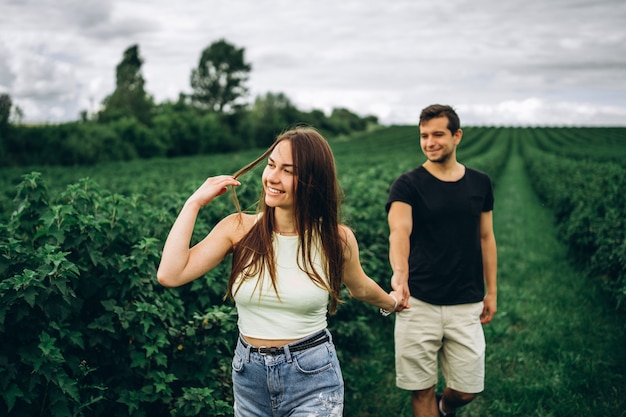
[0,40,378,167]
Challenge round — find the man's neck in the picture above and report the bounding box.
[423,160,465,182]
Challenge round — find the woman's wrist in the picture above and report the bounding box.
[380,294,398,317]
[184,198,205,211]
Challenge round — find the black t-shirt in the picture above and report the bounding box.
[386,166,494,305]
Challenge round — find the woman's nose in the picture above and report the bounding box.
[266,169,279,182]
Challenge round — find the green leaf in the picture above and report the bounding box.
[3,383,24,412]
[38,331,64,362]
[144,343,159,358]
[130,350,147,369]
[55,371,80,401]
[87,313,116,333]
[22,286,38,308]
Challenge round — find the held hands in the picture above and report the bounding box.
[391,273,411,311]
[389,290,405,312]
[187,176,241,207]
[380,289,407,316]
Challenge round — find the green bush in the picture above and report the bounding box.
[0,172,236,417]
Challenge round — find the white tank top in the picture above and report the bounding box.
[233,233,330,339]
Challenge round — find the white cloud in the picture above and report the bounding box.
[0,0,624,126]
[457,99,626,126]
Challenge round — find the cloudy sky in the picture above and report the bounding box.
[1,0,625,126]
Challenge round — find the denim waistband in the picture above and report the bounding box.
[238,329,330,357]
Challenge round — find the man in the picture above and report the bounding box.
[386,104,497,417]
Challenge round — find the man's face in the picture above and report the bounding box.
[419,116,462,163]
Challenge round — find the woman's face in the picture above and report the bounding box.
[262,140,296,210]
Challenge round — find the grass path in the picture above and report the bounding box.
[464,137,626,416]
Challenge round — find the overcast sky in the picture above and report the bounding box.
[1,0,625,126]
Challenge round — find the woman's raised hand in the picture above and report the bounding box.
[187,175,241,207]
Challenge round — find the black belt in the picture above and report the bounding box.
[242,332,329,356]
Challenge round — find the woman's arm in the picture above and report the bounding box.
[340,225,400,313]
[157,175,241,288]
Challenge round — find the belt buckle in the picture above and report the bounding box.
[257,346,279,355]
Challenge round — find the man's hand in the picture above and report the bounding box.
[391,273,411,311]
[481,293,497,324]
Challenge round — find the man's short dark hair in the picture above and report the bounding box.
[419,104,461,134]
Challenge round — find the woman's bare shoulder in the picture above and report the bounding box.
[338,224,359,248]
[216,212,258,243]
[338,224,355,238]
[221,212,257,230]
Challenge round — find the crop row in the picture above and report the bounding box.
[520,128,626,308]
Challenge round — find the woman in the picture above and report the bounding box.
[157,127,400,416]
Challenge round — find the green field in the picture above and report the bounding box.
[1,126,625,416]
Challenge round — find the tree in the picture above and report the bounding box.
[248,92,301,147]
[328,107,368,133]
[11,105,24,125]
[0,93,11,133]
[190,39,252,114]
[99,45,154,125]
[0,93,10,164]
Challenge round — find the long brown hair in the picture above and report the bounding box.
[225,127,345,313]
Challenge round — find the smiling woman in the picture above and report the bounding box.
[156,126,401,416]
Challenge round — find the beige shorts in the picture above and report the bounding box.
[394,297,485,393]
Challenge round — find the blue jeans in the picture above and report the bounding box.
[232,329,344,416]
